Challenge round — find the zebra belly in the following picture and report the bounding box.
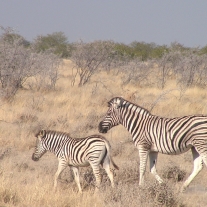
[69,160,90,167]
[150,144,192,155]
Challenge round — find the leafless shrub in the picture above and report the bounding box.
[156,51,181,89]
[120,59,154,86]
[71,40,116,86]
[107,52,131,76]
[0,26,61,100]
[0,27,32,99]
[197,56,207,87]
[27,50,61,91]
[176,52,207,88]
[162,165,186,183]
[143,181,181,207]
[156,48,207,89]
[104,181,184,207]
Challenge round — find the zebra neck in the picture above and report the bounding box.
[120,103,151,136]
[45,136,69,156]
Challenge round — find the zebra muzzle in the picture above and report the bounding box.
[98,122,108,133]
[32,153,39,161]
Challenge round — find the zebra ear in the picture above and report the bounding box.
[115,97,124,109]
[40,129,46,138]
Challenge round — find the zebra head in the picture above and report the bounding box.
[32,129,47,161]
[99,97,124,133]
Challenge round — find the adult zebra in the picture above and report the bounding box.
[98,97,207,191]
[32,129,119,193]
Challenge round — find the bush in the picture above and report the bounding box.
[120,58,154,86]
[162,165,186,183]
[71,40,116,86]
[156,48,207,89]
[0,26,62,100]
[33,32,71,58]
[103,181,184,207]
[143,181,182,207]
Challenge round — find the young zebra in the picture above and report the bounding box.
[32,129,119,193]
[98,97,207,192]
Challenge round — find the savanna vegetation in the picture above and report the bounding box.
[0,26,207,206]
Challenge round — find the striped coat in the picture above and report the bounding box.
[32,129,119,193]
[99,97,207,191]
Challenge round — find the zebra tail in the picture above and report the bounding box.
[103,138,119,170]
[111,157,119,170]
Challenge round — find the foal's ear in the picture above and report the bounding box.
[35,129,46,139]
[39,129,46,138]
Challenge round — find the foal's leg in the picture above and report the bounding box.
[102,155,115,188]
[89,161,101,193]
[71,166,82,193]
[54,160,67,190]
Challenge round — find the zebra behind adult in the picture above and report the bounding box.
[32,129,119,193]
[98,97,207,191]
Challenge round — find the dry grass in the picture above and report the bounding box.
[0,59,207,206]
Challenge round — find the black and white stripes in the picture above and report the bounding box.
[99,97,207,191]
[32,129,119,193]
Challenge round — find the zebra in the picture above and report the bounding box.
[32,129,119,193]
[98,97,207,191]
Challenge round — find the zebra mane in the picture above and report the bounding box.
[37,129,70,139]
[123,99,151,115]
[109,97,151,114]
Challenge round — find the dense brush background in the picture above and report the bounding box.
[0,59,207,207]
[1,27,207,207]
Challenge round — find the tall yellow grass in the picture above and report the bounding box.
[0,59,207,206]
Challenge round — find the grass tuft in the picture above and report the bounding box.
[162,165,186,183]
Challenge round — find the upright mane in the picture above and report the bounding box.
[124,99,151,114]
[47,130,70,136]
[36,129,71,139]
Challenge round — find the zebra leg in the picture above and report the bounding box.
[90,162,101,193]
[138,148,149,185]
[181,147,203,192]
[71,166,82,193]
[102,155,115,188]
[149,151,163,183]
[54,161,67,191]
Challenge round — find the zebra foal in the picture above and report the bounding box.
[98,97,207,191]
[32,129,119,193]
